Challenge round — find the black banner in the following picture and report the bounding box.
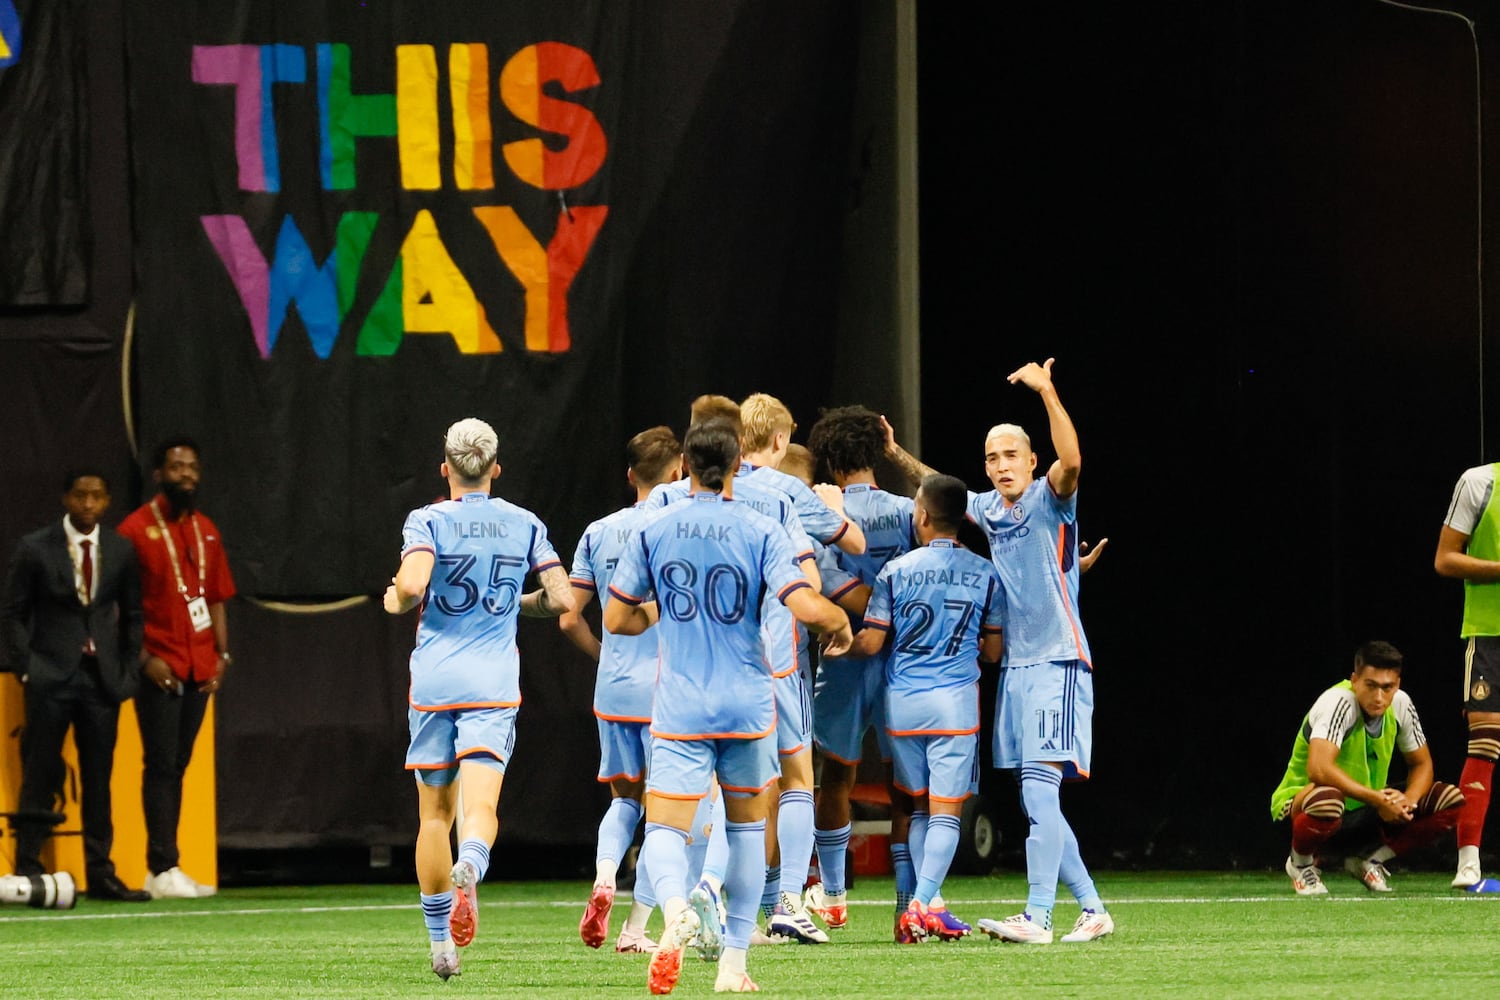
[0,0,89,305]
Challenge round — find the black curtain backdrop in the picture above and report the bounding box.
[3,0,1498,868]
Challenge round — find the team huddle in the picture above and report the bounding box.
[383,358,1108,992]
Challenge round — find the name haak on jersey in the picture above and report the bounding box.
[675,522,732,541]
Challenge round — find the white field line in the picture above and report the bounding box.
[1,891,1494,924]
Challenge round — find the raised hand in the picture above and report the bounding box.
[1007,357,1057,393]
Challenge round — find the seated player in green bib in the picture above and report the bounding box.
[1270,641,1464,895]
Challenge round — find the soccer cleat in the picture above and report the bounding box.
[977,913,1054,945]
[430,945,461,981]
[1453,860,1484,889]
[615,925,659,953]
[896,900,929,944]
[1344,856,1392,893]
[689,883,724,961]
[1284,856,1328,896]
[580,882,615,948]
[749,926,790,946]
[766,890,830,944]
[692,879,728,949]
[713,970,761,993]
[1464,878,1500,894]
[1060,908,1115,943]
[648,908,700,995]
[449,860,479,947]
[802,884,848,929]
[924,904,972,941]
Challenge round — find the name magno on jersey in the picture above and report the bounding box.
[835,485,915,601]
[569,502,659,722]
[968,479,1090,669]
[609,493,811,739]
[865,539,1004,734]
[401,492,563,711]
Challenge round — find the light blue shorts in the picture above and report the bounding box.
[813,655,891,764]
[648,733,780,800]
[889,732,979,802]
[776,670,812,756]
[992,660,1093,780]
[597,718,652,782]
[407,705,517,786]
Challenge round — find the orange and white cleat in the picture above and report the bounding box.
[802,884,848,930]
[580,882,615,948]
[896,900,929,944]
[449,861,479,948]
[648,908,700,995]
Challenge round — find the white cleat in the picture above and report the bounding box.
[977,912,1054,945]
[1453,860,1484,889]
[713,970,760,993]
[1344,856,1392,893]
[1060,908,1115,942]
[765,890,829,944]
[689,884,724,961]
[616,925,659,953]
[1285,856,1328,896]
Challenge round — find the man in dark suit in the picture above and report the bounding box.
[2,470,150,901]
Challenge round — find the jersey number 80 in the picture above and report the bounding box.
[658,559,750,625]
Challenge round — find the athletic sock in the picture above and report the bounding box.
[909,810,930,881]
[421,892,452,942]
[634,848,657,908]
[1457,727,1500,850]
[914,813,960,906]
[702,794,730,888]
[777,789,816,895]
[1059,817,1103,911]
[1020,764,1064,917]
[685,793,715,884]
[814,823,852,896]
[761,865,781,918]
[455,838,491,883]
[596,798,644,886]
[890,842,914,912]
[626,899,653,933]
[725,821,767,950]
[642,823,690,918]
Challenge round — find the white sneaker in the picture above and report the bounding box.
[1060,908,1114,942]
[147,867,214,899]
[977,912,1054,945]
[689,883,724,960]
[1344,856,1392,893]
[765,890,829,944]
[1285,856,1328,896]
[1453,860,1484,888]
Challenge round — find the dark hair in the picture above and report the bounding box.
[1354,640,1403,673]
[683,418,740,492]
[152,435,201,470]
[689,394,742,435]
[807,405,885,477]
[918,474,968,532]
[62,469,110,493]
[627,426,682,486]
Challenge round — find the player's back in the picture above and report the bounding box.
[571,503,659,721]
[837,485,915,590]
[611,493,809,739]
[868,540,1003,734]
[967,479,1090,669]
[741,462,849,547]
[404,493,560,709]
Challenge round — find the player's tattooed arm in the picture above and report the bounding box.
[880,415,939,488]
[521,565,577,618]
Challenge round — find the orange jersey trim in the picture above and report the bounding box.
[648,789,706,802]
[928,791,972,803]
[886,725,980,737]
[651,720,777,741]
[721,775,779,796]
[597,770,644,784]
[1053,524,1094,671]
[409,697,522,712]
[594,709,652,724]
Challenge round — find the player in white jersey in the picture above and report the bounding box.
[383,418,575,980]
[604,419,853,995]
[562,426,683,953]
[885,359,1112,945]
[849,475,1004,942]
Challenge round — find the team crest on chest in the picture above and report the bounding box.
[1011,505,1025,521]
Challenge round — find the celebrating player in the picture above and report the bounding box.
[1271,641,1463,895]
[849,474,1004,941]
[383,418,575,980]
[605,418,853,995]
[562,426,683,953]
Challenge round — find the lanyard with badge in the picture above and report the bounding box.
[150,497,213,633]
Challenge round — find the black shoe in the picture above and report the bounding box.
[87,874,151,902]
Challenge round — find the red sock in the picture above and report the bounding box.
[1291,812,1340,857]
[1458,756,1495,848]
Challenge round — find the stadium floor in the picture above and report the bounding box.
[4,871,1493,998]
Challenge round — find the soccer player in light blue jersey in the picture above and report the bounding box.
[604,419,853,996]
[804,405,922,938]
[849,475,1004,943]
[885,358,1114,945]
[383,418,576,980]
[561,426,683,954]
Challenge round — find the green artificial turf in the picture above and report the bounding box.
[2,872,1493,998]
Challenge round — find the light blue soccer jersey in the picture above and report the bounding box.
[967,479,1091,669]
[400,492,563,710]
[609,492,811,740]
[865,539,1004,734]
[740,462,851,548]
[835,485,916,595]
[569,503,659,722]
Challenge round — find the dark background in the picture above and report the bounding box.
[2,0,1495,877]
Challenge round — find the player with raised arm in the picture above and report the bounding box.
[562,426,683,954]
[1271,641,1463,895]
[605,419,853,995]
[887,360,1113,945]
[383,418,575,981]
[848,475,1004,941]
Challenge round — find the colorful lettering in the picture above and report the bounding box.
[358,210,500,356]
[474,206,607,352]
[0,0,20,69]
[499,42,608,191]
[396,44,439,190]
[449,43,494,190]
[319,43,398,191]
